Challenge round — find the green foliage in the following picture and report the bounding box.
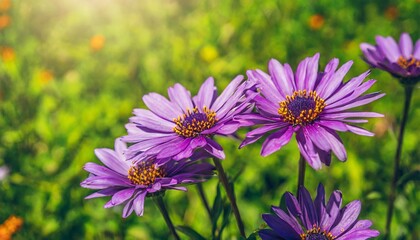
[0,0,419,239]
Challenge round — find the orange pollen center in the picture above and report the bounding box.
[173,106,217,138]
[127,162,164,185]
[397,55,420,69]
[278,90,326,126]
[300,226,335,240]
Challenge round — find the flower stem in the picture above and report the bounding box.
[384,84,414,239]
[153,195,181,240]
[212,158,246,238]
[297,154,306,198]
[196,182,212,218]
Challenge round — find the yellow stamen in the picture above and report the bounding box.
[300,225,335,240]
[173,106,217,138]
[128,162,164,185]
[397,55,420,69]
[278,90,326,126]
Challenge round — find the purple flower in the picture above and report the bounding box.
[239,53,384,169]
[360,32,420,80]
[0,165,9,181]
[80,138,215,218]
[259,184,380,240]
[122,76,258,164]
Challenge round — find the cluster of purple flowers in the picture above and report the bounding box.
[81,32,419,239]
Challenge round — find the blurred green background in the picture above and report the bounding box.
[1,0,419,239]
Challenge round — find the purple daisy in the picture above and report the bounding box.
[80,138,215,218]
[122,76,258,164]
[360,32,420,81]
[259,184,380,240]
[238,53,384,169]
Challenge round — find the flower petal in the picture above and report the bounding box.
[262,213,302,239]
[84,187,121,199]
[314,183,326,224]
[413,39,420,59]
[193,77,216,109]
[346,125,374,137]
[375,36,400,62]
[399,32,413,59]
[258,229,282,240]
[272,206,303,235]
[133,191,148,216]
[173,136,207,160]
[156,138,191,159]
[254,95,282,117]
[330,200,361,237]
[321,190,342,231]
[298,186,318,230]
[143,92,181,121]
[268,59,294,97]
[296,130,323,170]
[250,69,284,103]
[305,53,320,90]
[204,137,225,159]
[261,126,294,156]
[338,229,380,240]
[168,83,194,112]
[240,123,287,148]
[94,148,130,175]
[111,188,136,206]
[212,75,244,111]
[319,60,353,99]
[130,109,175,132]
[314,126,347,161]
[122,196,135,218]
[285,192,302,218]
[360,43,379,66]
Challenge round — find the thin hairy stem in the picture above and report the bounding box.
[153,195,181,240]
[384,84,414,239]
[212,158,246,238]
[297,154,306,198]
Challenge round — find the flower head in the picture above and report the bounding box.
[360,33,420,82]
[239,53,384,169]
[90,34,105,51]
[259,184,380,240]
[0,165,9,181]
[122,76,258,164]
[80,139,215,218]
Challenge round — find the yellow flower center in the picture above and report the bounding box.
[173,106,217,138]
[397,55,420,69]
[278,90,326,126]
[300,226,335,240]
[127,162,164,186]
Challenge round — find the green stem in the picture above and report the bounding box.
[153,195,181,240]
[212,158,246,238]
[196,182,212,218]
[384,84,414,239]
[297,154,306,198]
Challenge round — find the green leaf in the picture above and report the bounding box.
[398,165,420,189]
[211,183,223,236]
[231,163,245,183]
[175,226,206,240]
[247,232,259,240]
[219,203,231,236]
